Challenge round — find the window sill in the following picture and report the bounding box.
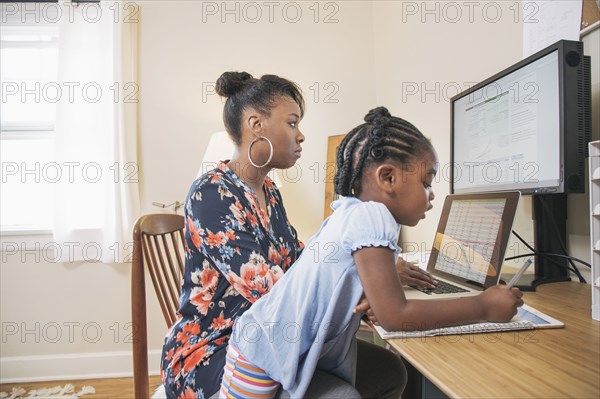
[1,227,52,235]
[1,228,54,253]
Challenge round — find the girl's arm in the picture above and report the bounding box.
[354,247,523,332]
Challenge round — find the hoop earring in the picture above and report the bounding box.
[248,136,273,168]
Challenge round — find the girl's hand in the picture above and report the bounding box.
[353,295,379,325]
[396,258,437,289]
[479,285,524,322]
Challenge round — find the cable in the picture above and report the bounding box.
[505,252,591,268]
[511,230,586,282]
[511,230,535,252]
[539,196,585,282]
[538,196,581,278]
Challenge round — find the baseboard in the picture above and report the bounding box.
[0,350,161,384]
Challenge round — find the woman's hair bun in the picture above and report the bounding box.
[364,106,392,124]
[215,71,253,97]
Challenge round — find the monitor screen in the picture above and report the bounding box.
[452,50,561,194]
[450,40,591,194]
[449,39,591,288]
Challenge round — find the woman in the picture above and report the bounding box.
[160,71,434,399]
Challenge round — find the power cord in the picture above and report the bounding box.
[510,230,587,283]
[539,196,586,282]
[505,251,591,268]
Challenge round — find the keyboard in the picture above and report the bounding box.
[410,280,469,295]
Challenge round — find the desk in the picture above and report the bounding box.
[383,282,600,398]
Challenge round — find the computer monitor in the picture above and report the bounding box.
[450,39,591,289]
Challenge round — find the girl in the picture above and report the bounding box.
[219,107,524,398]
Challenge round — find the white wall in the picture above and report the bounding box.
[2,0,379,382]
[373,1,599,280]
[137,0,378,242]
[1,0,597,382]
[373,0,524,249]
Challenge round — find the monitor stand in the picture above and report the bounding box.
[513,194,571,291]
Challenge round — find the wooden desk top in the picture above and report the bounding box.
[385,282,600,399]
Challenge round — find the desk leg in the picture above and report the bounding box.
[402,358,423,399]
[402,358,449,399]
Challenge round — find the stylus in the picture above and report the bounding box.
[506,258,533,288]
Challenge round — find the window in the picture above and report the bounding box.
[1,25,59,231]
[1,2,140,262]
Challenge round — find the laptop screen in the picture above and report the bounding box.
[428,192,521,289]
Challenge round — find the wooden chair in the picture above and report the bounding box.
[132,214,185,399]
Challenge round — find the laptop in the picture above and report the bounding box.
[404,191,520,300]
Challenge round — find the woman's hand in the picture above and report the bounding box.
[396,258,437,289]
[353,295,379,325]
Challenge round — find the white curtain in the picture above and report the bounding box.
[53,1,140,263]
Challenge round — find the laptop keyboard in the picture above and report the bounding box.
[410,280,469,295]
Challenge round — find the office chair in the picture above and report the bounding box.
[132,214,185,399]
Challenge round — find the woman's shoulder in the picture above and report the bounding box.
[189,165,238,193]
[195,164,230,186]
[184,166,239,208]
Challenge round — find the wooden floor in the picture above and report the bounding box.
[0,376,162,399]
[0,333,378,398]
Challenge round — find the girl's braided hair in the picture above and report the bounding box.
[334,106,433,197]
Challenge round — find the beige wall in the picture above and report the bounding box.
[373,0,524,250]
[137,0,378,243]
[1,0,598,381]
[2,0,379,381]
[373,1,599,279]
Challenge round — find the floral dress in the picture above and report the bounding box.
[160,162,303,399]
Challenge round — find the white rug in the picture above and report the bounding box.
[152,385,166,399]
[0,384,95,399]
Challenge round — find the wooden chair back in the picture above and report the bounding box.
[132,214,185,399]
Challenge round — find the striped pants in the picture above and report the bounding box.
[219,343,280,399]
